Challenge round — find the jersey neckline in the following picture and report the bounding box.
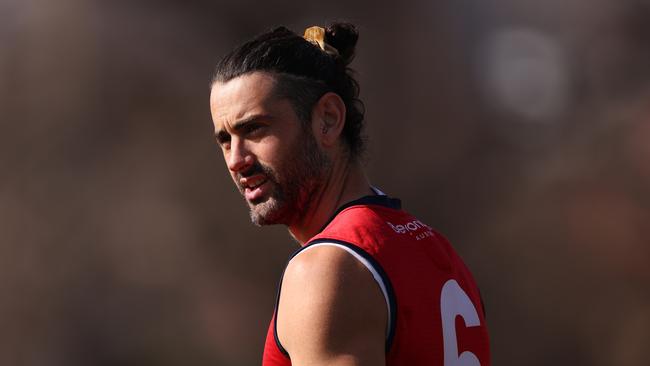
[316,189,402,234]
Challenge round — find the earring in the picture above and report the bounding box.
[322,125,328,134]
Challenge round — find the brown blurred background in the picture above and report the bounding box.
[2,0,649,365]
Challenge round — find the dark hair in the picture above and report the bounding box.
[211,23,366,157]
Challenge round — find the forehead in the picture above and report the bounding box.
[210,72,278,128]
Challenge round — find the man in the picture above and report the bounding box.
[209,23,490,366]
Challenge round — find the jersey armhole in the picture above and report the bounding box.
[273,239,397,356]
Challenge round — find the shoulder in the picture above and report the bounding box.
[284,243,370,283]
[279,244,383,323]
[276,243,386,364]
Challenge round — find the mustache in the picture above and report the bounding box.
[238,161,269,179]
[236,162,277,191]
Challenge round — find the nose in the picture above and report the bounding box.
[226,137,253,173]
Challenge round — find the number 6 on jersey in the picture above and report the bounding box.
[441,279,482,366]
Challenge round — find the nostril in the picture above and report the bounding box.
[228,152,250,172]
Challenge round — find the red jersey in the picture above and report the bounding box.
[262,193,491,365]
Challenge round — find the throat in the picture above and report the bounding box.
[287,158,372,245]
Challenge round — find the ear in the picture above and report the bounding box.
[311,92,346,149]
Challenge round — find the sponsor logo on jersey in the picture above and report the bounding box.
[387,219,433,240]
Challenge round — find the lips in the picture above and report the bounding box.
[240,175,267,190]
[240,175,270,202]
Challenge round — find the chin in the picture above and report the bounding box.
[248,198,289,226]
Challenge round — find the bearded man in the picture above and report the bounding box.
[209,23,491,366]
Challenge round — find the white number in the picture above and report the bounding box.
[440,279,481,366]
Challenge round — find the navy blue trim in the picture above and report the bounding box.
[272,242,315,358]
[479,288,487,319]
[272,265,292,357]
[273,238,398,355]
[318,193,402,233]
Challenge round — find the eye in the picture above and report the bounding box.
[215,131,231,149]
[243,123,265,138]
[244,124,262,135]
[219,141,231,151]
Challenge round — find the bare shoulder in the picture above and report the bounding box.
[277,244,386,365]
[283,244,368,291]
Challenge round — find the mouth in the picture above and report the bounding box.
[240,175,270,202]
[240,175,267,190]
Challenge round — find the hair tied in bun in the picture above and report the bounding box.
[303,26,340,57]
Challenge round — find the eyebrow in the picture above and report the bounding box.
[214,114,273,142]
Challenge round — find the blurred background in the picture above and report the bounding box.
[1,0,649,365]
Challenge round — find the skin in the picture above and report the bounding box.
[210,71,387,365]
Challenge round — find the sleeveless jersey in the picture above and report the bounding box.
[262,194,491,365]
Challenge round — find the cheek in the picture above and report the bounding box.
[256,137,287,165]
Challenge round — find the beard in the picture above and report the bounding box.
[236,129,330,226]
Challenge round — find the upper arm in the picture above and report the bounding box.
[276,245,387,366]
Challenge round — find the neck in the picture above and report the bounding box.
[288,154,373,245]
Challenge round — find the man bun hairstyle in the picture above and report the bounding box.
[212,22,366,157]
[324,23,358,65]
